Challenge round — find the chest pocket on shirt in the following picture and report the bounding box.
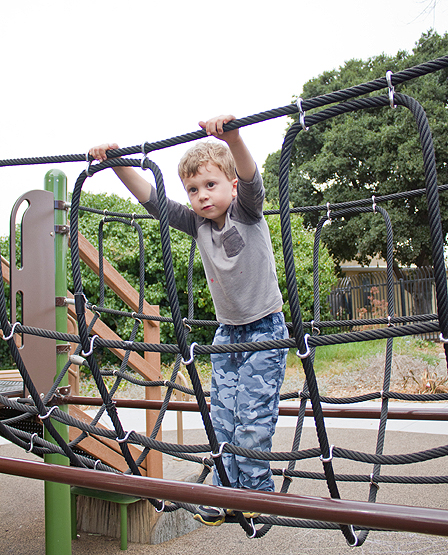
[222,226,245,258]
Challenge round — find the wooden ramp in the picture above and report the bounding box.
[68,405,147,473]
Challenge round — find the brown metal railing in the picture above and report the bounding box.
[1,454,448,537]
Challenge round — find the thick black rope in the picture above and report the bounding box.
[1,55,447,169]
[2,55,448,541]
[0,244,84,467]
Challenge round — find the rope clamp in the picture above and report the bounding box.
[439,333,448,343]
[94,459,101,470]
[182,317,192,333]
[26,433,38,453]
[296,334,311,359]
[141,142,149,170]
[85,152,93,177]
[326,202,332,222]
[117,430,134,444]
[372,195,377,213]
[202,456,214,470]
[348,526,359,547]
[81,334,99,357]
[310,320,320,336]
[90,305,102,319]
[155,500,165,513]
[3,321,21,341]
[39,406,58,421]
[131,312,142,325]
[370,473,380,490]
[181,342,198,365]
[282,468,293,482]
[387,315,395,327]
[296,98,309,131]
[319,444,334,463]
[246,518,257,539]
[211,441,228,459]
[386,71,397,109]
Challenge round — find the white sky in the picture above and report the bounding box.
[1,0,447,237]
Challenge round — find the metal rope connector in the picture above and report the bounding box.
[386,70,397,109]
[370,473,380,490]
[117,430,134,444]
[246,518,257,539]
[141,142,150,170]
[85,152,93,177]
[211,441,228,459]
[296,334,311,359]
[296,98,309,131]
[326,202,332,223]
[3,321,21,341]
[81,334,99,357]
[39,406,58,421]
[26,433,38,453]
[347,525,359,547]
[181,342,198,365]
[155,500,165,513]
[319,444,334,463]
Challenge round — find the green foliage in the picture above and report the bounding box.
[0,235,16,369]
[72,191,336,362]
[73,191,215,363]
[265,203,337,323]
[0,177,337,371]
[263,31,448,270]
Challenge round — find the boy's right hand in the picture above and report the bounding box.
[89,142,119,162]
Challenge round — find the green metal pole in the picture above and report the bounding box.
[44,169,72,555]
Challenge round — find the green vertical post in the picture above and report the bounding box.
[44,169,72,555]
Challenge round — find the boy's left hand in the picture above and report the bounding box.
[199,115,239,144]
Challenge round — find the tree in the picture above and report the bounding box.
[73,191,215,362]
[0,187,337,369]
[75,192,337,356]
[264,31,448,275]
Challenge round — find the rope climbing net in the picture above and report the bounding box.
[1,55,448,546]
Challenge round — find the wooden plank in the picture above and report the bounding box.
[66,292,162,382]
[69,405,147,473]
[143,318,163,478]
[0,370,21,381]
[1,256,9,284]
[74,232,159,326]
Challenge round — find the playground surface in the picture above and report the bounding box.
[2,402,448,555]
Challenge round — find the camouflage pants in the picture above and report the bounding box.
[210,312,288,492]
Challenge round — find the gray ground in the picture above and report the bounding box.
[2,425,448,555]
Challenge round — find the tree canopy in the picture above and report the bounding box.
[0,176,337,368]
[263,31,448,272]
[68,191,337,361]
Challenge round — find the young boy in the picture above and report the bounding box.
[90,115,289,525]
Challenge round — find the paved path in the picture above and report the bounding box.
[2,402,448,554]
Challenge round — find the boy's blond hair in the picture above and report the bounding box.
[178,141,236,183]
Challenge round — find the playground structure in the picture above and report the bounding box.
[1,55,448,553]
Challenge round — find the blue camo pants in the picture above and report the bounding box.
[210,312,288,492]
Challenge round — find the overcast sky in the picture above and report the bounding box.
[1,0,447,237]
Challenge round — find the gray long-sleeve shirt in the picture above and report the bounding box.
[142,168,283,325]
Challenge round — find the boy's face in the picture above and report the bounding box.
[183,163,237,228]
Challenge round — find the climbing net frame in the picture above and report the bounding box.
[1,55,448,545]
